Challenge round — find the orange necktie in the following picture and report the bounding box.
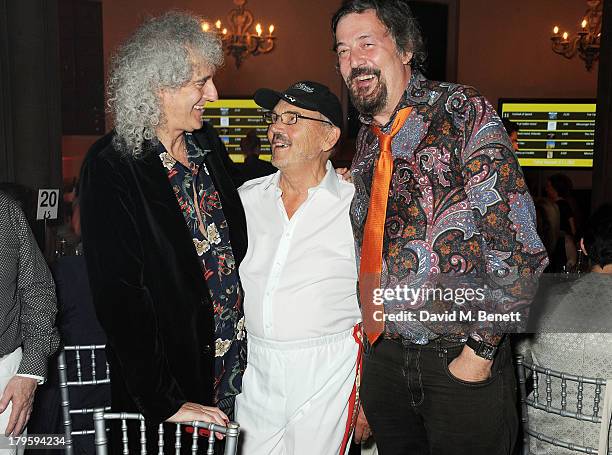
[359,107,412,345]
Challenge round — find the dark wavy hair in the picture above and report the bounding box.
[583,203,612,269]
[548,173,573,199]
[331,0,427,72]
[502,118,519,135]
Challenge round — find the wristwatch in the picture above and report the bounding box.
[466,335,498,360]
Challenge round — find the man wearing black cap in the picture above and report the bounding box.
[235,81,364,454]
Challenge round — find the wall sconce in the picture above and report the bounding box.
[202,0,276,69]
[551,0,602,71]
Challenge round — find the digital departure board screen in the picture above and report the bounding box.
[202,99,271,163]
[499,99,596,168]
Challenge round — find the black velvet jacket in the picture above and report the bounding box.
[79,123,247,423]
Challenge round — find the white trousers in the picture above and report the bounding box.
[0,348,25,455]
[236,328,359,455]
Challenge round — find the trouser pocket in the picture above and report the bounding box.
[440,340,505,387]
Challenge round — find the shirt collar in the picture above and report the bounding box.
[263,161,342,199]
[156,133,207,168]
[263,170,282,191]
[317,161,342,199]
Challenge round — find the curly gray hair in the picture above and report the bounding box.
[107,11,224,157]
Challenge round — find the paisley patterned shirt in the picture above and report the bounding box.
[159,133,246,413]
[351,71,549,345]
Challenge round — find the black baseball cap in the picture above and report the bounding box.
[254,81,343,131]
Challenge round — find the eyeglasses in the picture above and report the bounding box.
[263,111,333,126]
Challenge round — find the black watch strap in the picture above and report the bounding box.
[466,336,498,360]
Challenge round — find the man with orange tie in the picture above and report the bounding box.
[332,1,548,454]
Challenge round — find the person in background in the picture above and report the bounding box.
[534,197,567,273]
[0,184,35,222]
[54,195,82,258]
[502,118,520,152]
[519,203,612,454]
[0,183,43,251]
[79,11,247,452]
[332,0,548,453]
[534,198,561,262]
[0,191,60,453]
[27,195,109,455]
[545,173,577,237]
[545,173,578,271]
[238,129,276,182]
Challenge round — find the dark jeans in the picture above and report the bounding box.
[361,338,518,455]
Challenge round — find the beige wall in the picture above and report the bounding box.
[455,0,598,192]
[62,0,600,182]
[457,0,598,105]
[101,0,599,105]
[62,135,101,183]
[102,0,345,99]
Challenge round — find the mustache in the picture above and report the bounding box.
[271,133,291,144]
[348,66,381,83]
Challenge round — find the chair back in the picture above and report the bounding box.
[92,409,240,455]
[58,344,111,455]
[516,354,611,455]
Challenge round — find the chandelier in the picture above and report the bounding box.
[550,0,602,71]
[202,0,276,69]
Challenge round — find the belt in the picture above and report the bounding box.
[364,334,469,353]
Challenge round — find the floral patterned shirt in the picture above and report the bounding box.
[351,71,549,345]
[159,133,246,413]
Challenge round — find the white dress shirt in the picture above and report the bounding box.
[238,161,361,341]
